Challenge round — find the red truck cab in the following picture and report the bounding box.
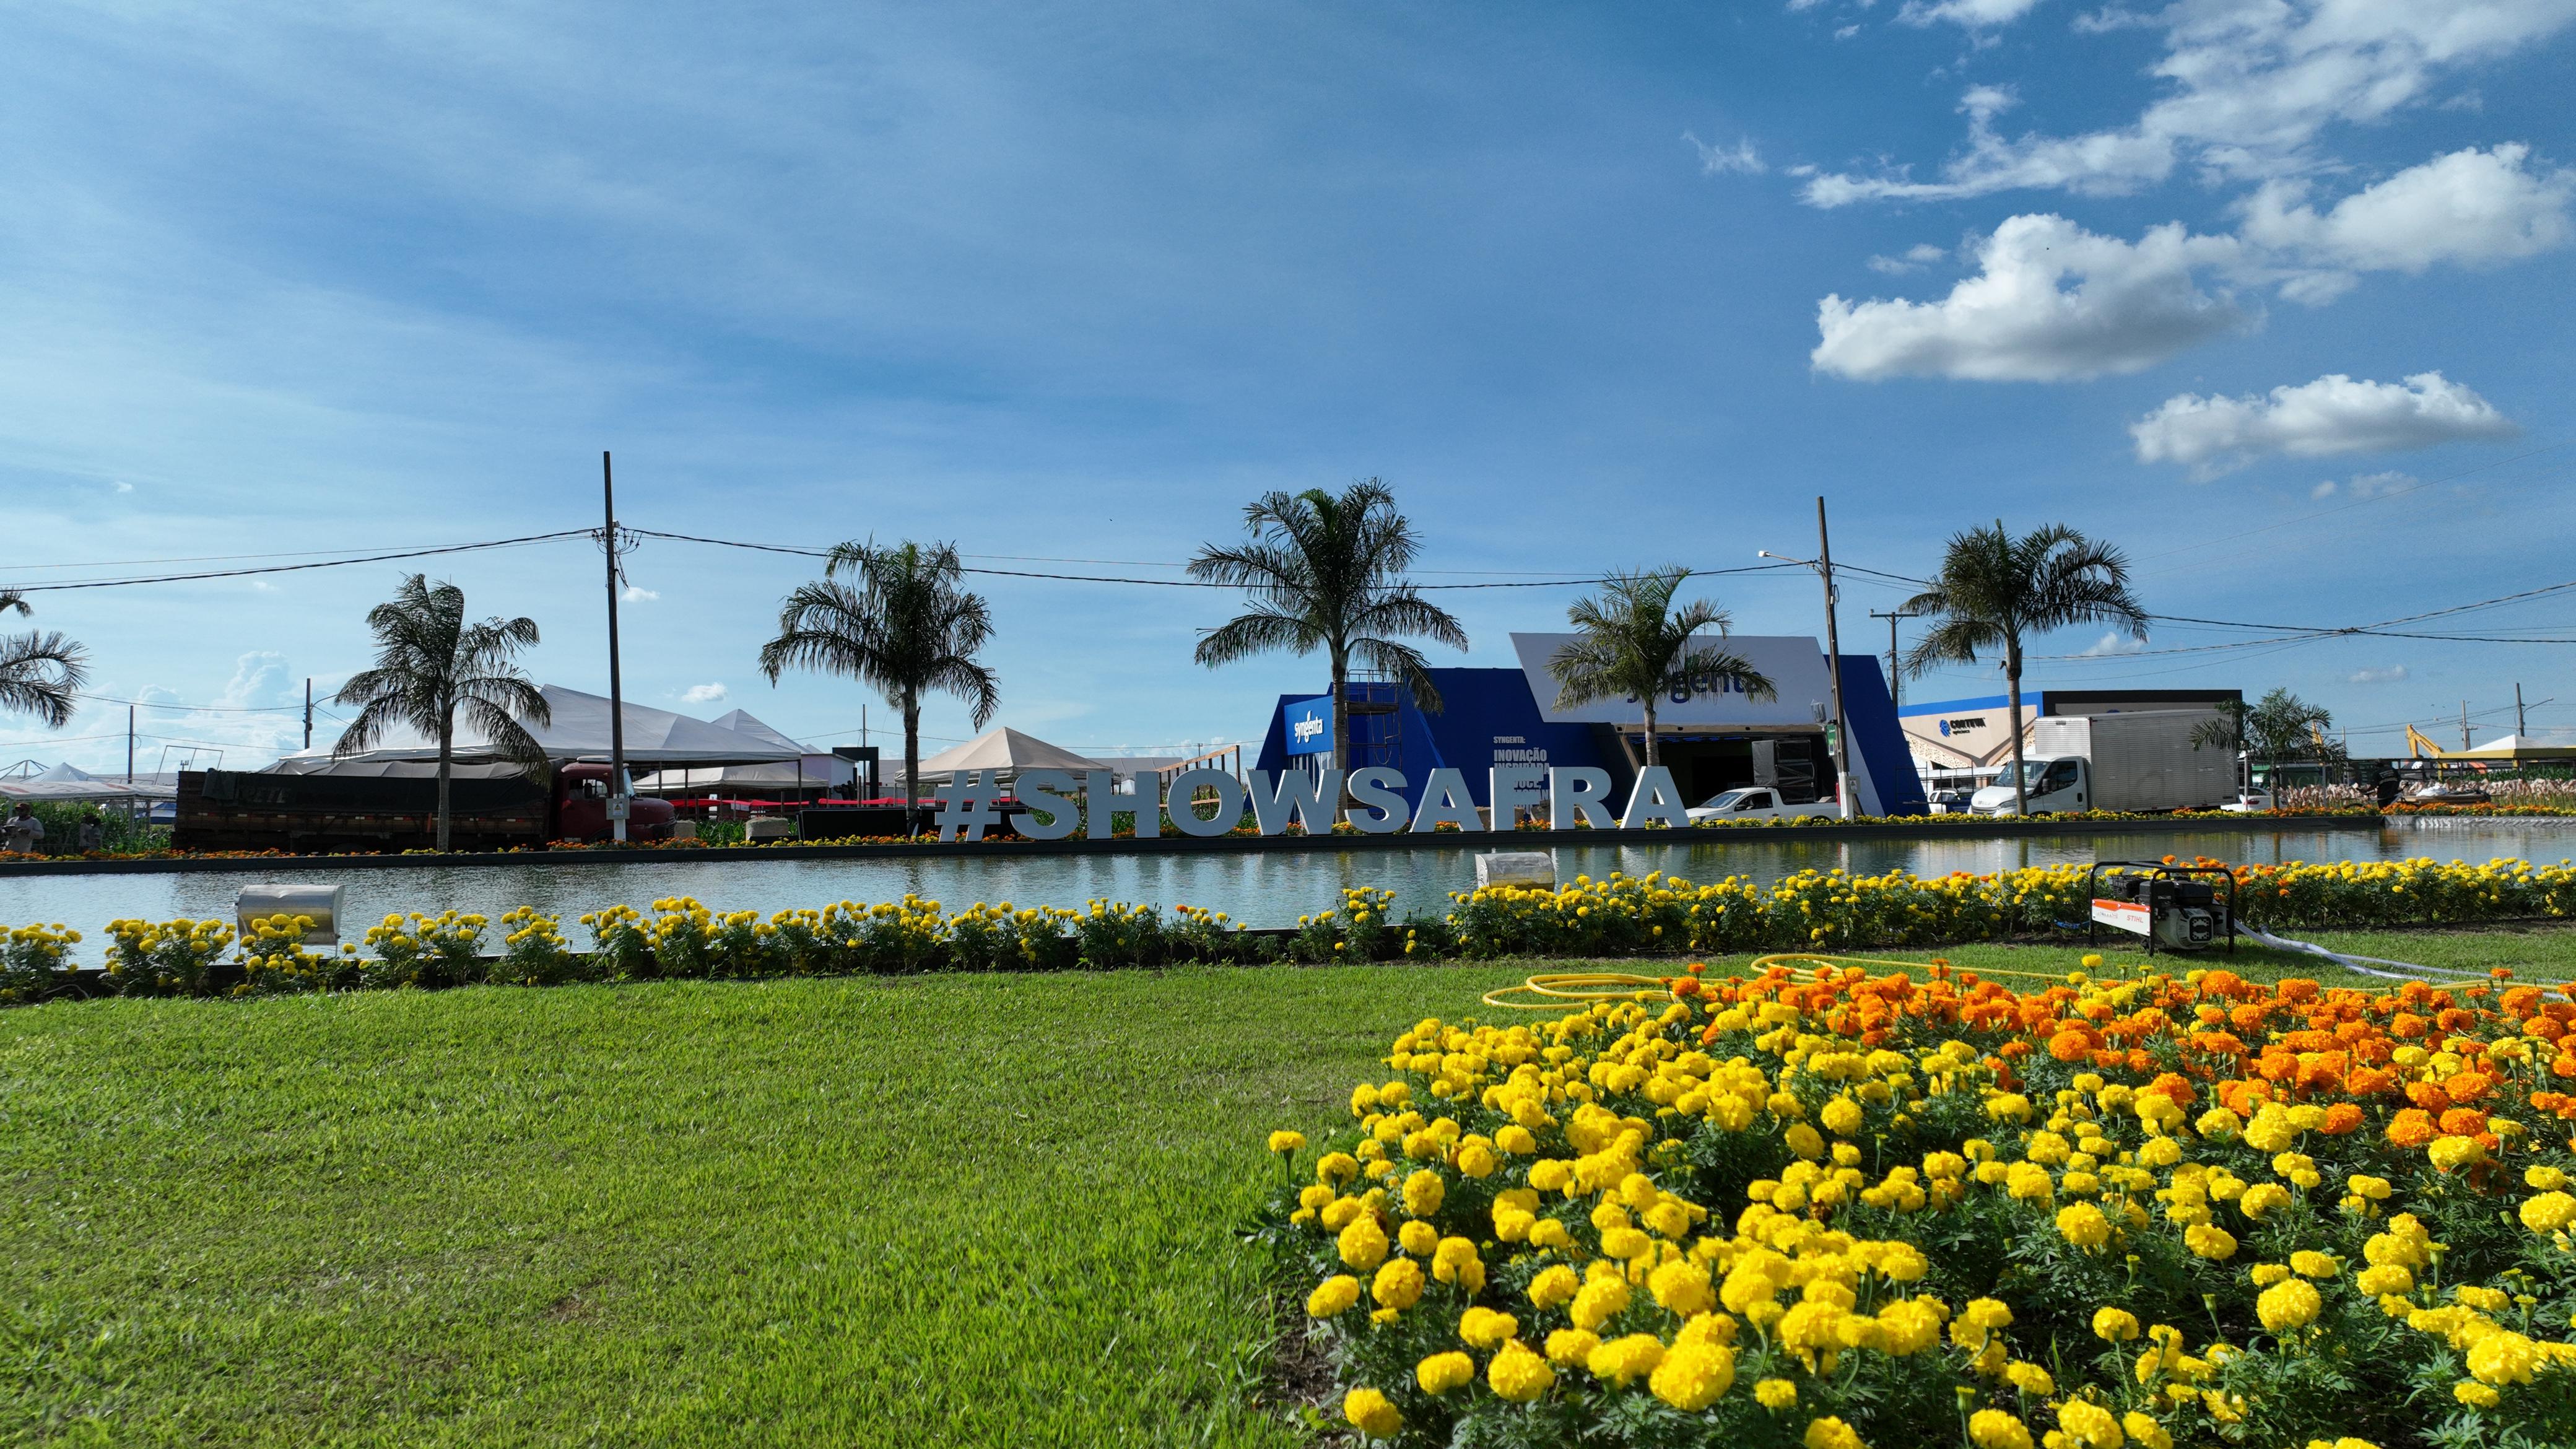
[554,762,676,842]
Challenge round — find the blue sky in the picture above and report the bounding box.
[4,1,2573,771]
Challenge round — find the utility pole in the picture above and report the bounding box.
[1817,497,1853,820]
[1869,607,1919,714]
[126,706,134,782]
[604,451,629,843]
[303,678,313,751]
[2517,682,2528,740]
[2461,700,2472,754]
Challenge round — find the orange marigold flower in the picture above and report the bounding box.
[2445,1073,2494,1104]
[2319,1103,2365,1135]
[2391,1013,2429,1039]
[2439,1107,2491,1138]
[2047,1030,2092,1063]
[2387,1108,2437,1147]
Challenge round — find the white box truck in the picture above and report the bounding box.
[1970,710,2234,816]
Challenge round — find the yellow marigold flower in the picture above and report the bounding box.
[1459,1306,1518,1350]
[1649,1259,1715,1316]
[2092,1307,2141,1342]
[2056,1203,2111,1250]
[2003,1361,2053,1396]
[2429,1136,2486,1173]
[2055,1399,2123,1449]
[1307,1276,1361,1317]
[1338,1216,1389,1271]
[2520,1191,2576,1233]
[2239,1183,2293,1219]
[1343,1386,1403,1438]
[1784,1122,1824,1159]
[2454,1380,2500,1408]
[1546,1327,1600,1368]
[2258,1279,2323,1333]
[1417,1351,1475,1396]
[1803,1416,1865,1449]
[1571,1276,1630,1331]
[2290,1251,2339,1279]
[1497,1124,1538,1155]
[2250,1263,2291,1288]
[1648,1341,1735,1411]
[1268,1130,1307,1154]
[1754,1377,1797,1411]
[1488,1339,1555,1403]
[1403,1169,1446,1218]
[1432,1236,1481,1287]
[1373,1257,1424,1310]
[2526,1165,2569,1191]
[1398,1221,1438,1257]
[1969,1409,2035,1449]
[2123,1411,2173,1449]
[1588,1333,1667,1388]
[1456,1142,1498,1178]
[1530,1263,1580,1311]
[2185,1224,2239,1260]
[2356,1263,2413,1296]
[1821,1096,1864,1136]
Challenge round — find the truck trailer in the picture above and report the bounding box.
[1970,710,2233,816]
[174,761,674,852]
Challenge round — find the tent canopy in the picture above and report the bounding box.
[910,727,1109,782]
[633,710,855,793]
[2456,732,2576,760]
[282,686,804,768]
[0,762,179,801]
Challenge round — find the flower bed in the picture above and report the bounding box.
[1261,957,2576,1448]
[9,857,2576,1007]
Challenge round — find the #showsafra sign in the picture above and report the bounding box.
[954,764,1700,842]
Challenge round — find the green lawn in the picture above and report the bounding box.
[6,926,2574,1447]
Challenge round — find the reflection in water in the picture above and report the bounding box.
[6,820,2574,964]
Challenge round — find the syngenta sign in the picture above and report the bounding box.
[1283,695,1332,755]
[998,765,1695,839]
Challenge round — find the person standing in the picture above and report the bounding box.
[2,803,43,856]
[77,811,103,852]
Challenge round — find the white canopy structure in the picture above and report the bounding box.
[277,686,804,768]
[632,710,856,796]
[908,727,1110,785]
[0,761,180,801]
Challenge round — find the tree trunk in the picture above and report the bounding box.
[903,699,922,840]
[436,716,453,853]
[2005,642,2028,816]
[1642,695,1659,767]
[1329,647,1349,776]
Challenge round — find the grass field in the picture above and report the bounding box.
[7,925,2575,1448]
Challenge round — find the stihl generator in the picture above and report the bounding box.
[2086,859,2237,955]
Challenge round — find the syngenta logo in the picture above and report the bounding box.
[1290,715,1326,744]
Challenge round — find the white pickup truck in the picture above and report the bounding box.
[1687,786,1839,824]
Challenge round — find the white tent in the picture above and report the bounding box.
[907,727,1110,785]
[0,762,178,802]
[279,685,803,768]
[632,710,856,796]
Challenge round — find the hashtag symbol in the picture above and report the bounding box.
[933,769,1004,842]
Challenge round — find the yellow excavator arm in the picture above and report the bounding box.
[2404,723,2447,759]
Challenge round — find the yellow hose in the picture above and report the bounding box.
[1477,952,2157,1009]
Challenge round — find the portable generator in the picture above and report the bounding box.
[2086,860,2237,955]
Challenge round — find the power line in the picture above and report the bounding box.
[0,529,596,593]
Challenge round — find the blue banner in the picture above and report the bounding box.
[1281,695,1333,756]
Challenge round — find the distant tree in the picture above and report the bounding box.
[759,540,998,838]
[2193,688,2337,792]
[1901,523,2148,814]
[1188,481,1467,774]
[0,590,89,728]
[1547,567,1775,768]
[333,575,550,852]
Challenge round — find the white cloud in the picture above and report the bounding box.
[1866,243,1949,274]
[621,585,659,602]
[1835,24,1861,38]
[681,682,727,704]
[1812,214,2247,381]
[111,479,133,493]
[1899,0,2047,28]
[1803,2,2576,206]
[2348,665,2411,683]
[2079,630,2144,656]
[2311,469,2417,500]
[2131,372,2517,477]
[1684,132,1765,176]
[2241,144,2574,283]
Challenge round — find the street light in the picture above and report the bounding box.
[1756,499,1855,819]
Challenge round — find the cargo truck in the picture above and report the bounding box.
[175,762,674,852]
[1969,710,2233,816]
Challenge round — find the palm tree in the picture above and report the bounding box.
[759,540,998,838]
[332,575,550,851]
[1188,481,1468,773]
[2194,688,2336,796]
[1900,522,2148,814]
[0,591,89,728]
[1547,567,1775,768]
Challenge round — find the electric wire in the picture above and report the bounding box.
[0,529,597,593]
